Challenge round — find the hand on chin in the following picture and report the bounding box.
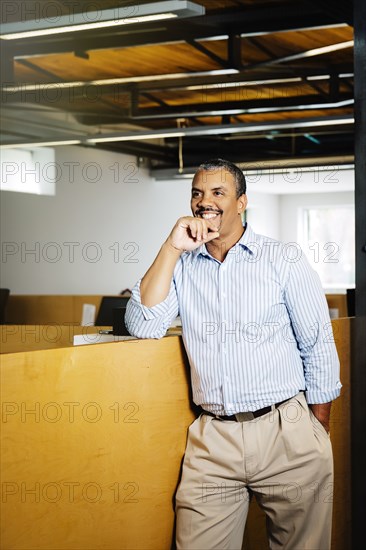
[209,215,222,234]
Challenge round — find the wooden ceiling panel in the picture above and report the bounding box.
[12,25,353,86]
[192,106,353,126]
[13,42,227,83]
[233,106,354,122]
[257,27,353,60]
[13,61,56,84]
[137,81,325,108]
[2,0,354,163]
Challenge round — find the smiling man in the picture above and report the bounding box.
[125,158,341,550]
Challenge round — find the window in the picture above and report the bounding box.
[301,206,355,289]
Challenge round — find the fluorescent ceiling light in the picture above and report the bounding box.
[1,72,352,96]
[240,23,348,38]
[2,69,237,93]
[1,116,353,149]
[0,1,205,40]
[87,115,354,144]
[297,40,354,57]
[307,73,354,81]
[0,139,81,149]
[1,15,177,40]
[184,77,302,92]
[131,98,354,119]
[89,131,186,143]
[239,98,354,114]
[274,41,354,63]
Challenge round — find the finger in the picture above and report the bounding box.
[197,219,213,240]
[204,231,220,243]
[188,219,198,239]
[190,219,204,241]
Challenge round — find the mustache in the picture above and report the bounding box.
[195,207,223,216]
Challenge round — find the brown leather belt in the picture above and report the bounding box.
[203,396,291,422]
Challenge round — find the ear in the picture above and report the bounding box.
[238,194,248,214]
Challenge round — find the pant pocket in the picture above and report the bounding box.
[308,408,330,438]
[278,397,314,461]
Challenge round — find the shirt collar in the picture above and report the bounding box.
[191,222,258,261]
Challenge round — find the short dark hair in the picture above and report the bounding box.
[196,158,246,197]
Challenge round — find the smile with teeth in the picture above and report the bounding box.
[198,211,222,219]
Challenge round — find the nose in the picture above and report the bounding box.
[196,194,214,208]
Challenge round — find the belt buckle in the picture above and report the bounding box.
[234,411,255,422]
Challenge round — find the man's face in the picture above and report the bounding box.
[191,168,246,237]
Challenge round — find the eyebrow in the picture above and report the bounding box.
[191,186,227,193]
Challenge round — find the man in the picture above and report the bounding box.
[125,158,341,550]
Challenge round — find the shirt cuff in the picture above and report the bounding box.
[131,279,171,321]
[305,381,342,404]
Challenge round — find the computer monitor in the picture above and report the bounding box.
[0,289,10,324]
[346,288,355,317]
[95,296,130,326]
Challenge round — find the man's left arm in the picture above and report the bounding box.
[309,402,332,433]
[283,248,342,432]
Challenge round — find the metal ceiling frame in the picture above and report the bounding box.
[0,1,206,40]
[1,113,353,149]
[0,0,355,167]
[0,2,349,61]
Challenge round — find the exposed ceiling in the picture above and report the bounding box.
[0,0,354,175]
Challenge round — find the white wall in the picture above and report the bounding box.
[0,146,192,294]
[279,191,355,244]
[245,191,280,240]
[0,146,354,294]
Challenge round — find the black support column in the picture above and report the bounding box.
[352,0,366,547]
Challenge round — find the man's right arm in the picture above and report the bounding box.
[139,241,182,307]
[125,216,219,339]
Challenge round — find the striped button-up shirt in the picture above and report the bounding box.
[125,223,341,414]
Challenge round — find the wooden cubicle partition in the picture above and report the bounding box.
[1,336,195,549]
[0,325,109,354]
[6,293,348,325]
[326,294,348,318]
[6,295,106,325]
[0,320,351,549]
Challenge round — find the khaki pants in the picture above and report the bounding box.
[175,392,333,550]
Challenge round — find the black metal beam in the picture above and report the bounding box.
[186,39,229,69]
[139,92,169,109]
[305,0,353,25]
[1,67,354,104]
[2,3,343,58]
[16,58,63,81]
[228,34,242,70]
[303,77,329,98]
[92,141,176,163]
[353,0,366,320]
[11,58,129,116]
[136,66,354,93]
[246,37,274,60]
[125,94,354,122]
[243,41,353,72]
[197,2,340,28]
[329,73,340,101]
[150,133,355,169]
[352,0,366,547]
[0,46,14,84]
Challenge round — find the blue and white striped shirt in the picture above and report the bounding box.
[125,223,341,414]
